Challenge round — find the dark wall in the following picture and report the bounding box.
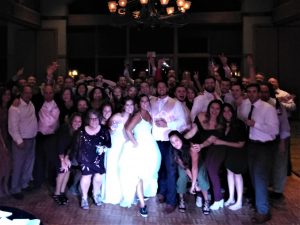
[0,26,7,84]
[255,25,300,119]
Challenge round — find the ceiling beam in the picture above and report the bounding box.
[68,12,242,26]
[273,0,300,24]
[0,0,40,28]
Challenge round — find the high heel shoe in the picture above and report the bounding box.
[210,199,224,210]
[224,199,235,207]
[228,202,242,211]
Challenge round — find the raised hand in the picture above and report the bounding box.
[218,53,228,66]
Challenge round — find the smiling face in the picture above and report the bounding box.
[140,96,150,111]
[93,88,103,100]
[223,106,233,122]
[102,105,112,120]
[157,82,168,98]
[71,115,82,130]
[124,99,134,114]
[174,86,186,102]
[204,78,216,93]
[231,84,243,99]
[113,87,122,99]
[62,89,72,102]
[209,102,221,118]
[187,88,195,102]
[170,134,183,150]
[88,112,100,129]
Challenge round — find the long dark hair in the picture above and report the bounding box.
[222,103,238,129]
[204,99,224,131]
[168,130,191,168]
[68,112,82,135]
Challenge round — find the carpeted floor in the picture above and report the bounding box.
[291,121,300,177]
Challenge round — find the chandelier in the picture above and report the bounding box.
[107,0,192,26]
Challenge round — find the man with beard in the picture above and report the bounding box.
[191,75,221,121]
[174,85,192,133]
[151,81,186,214]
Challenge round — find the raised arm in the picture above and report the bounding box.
[184,123,198,140]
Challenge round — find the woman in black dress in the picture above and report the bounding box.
[52,112,82,205]
[185,99,225,210]
[212,103,247,210]
[76,109,111,210]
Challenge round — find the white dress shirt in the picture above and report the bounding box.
[267,98,291,139]
[275,88,296,115]
[151,96,186,141]
[8,98,38,145]
[178,101,192,132]
[38,100,60,135]
[190,90,220,121]
[239,99,279,142]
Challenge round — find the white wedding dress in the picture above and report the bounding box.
[102,121,126,204]
[119,117,161,207]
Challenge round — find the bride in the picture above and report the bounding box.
[119,94,161,212]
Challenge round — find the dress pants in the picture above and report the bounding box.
[157,141,177,206]
[33,133,57,188]
[11,138,35,194]
[248,141,275,214]
[272,138,289,193]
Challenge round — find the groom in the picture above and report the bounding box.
[151,81,186,213]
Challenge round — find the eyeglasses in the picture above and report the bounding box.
[89,117,99,121]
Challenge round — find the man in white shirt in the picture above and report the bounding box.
[151,81,186,214]
[220,77,235,106]
[174,85,192,133]
[240,83,279,224]
[8,85,38,199]
[268,77,296,116]
[191,76,221,121]
[260,83,290,200]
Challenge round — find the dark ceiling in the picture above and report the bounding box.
[68,0,242,14]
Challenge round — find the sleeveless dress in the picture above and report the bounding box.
[119,116,161,207]
[223,119,247,174]
[103,121,127,204]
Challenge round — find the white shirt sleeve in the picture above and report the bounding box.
[8,106,23,145]
[167,101,186,132]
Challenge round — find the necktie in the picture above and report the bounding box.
[248,104,254,120]
[246,104,254,138]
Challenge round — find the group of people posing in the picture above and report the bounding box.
[0,56,296,223]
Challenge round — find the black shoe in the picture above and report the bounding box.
[178,199,186,213]
[12,193,24,200]
[269,191,284,200]
[59,193,69,205]
[202,200,210,215]
[139,205,148,217]
[52,194,64,205]
[251,212,271,224]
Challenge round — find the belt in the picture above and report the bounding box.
[23,137,35,140]
[248,139,275,145]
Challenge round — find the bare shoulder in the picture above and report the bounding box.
[197,112,206,121]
